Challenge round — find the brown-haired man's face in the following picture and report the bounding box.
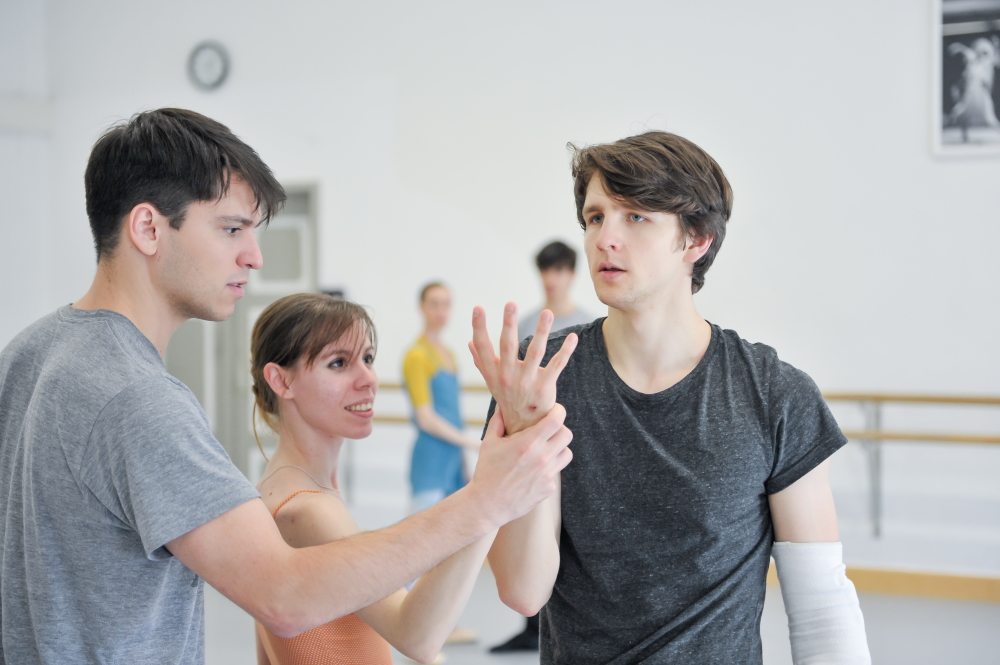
[155,176,263,322]
[582,175,695,311]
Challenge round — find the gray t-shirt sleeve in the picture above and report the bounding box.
[764,360,847,494]
[80,376,260,560]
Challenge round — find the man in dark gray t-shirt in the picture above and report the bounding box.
[473,132,870,664]
[488,320,845,663]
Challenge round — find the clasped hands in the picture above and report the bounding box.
[468,302,579,436]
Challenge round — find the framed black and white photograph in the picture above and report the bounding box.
[934,0,1000,154]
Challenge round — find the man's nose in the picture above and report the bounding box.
[243,233,264,270]
[595,217,622,251]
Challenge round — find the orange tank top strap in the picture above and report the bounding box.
[271,489,326,519]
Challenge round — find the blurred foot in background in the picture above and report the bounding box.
[489,614,539,653]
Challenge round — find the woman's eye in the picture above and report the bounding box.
[363,354,375,364]
[328,358,344,368]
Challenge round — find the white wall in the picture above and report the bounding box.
[4,0,999,575]
[0,0,50,346]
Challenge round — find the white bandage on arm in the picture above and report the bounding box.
[771,541,871,665]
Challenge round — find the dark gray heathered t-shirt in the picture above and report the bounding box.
[487,318,846,665]
[0,307,260,664]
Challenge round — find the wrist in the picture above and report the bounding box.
[501,411,539,435]
[457,480,507,531]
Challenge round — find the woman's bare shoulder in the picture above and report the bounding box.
[257,467,359,547]
[277,492,359,544]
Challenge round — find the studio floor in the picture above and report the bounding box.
[205,565,1000,665]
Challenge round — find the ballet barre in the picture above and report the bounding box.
[824,393,1000,538]
[370,385,1000,538]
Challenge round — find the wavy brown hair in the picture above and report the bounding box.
[249,293,377,458]
[570,131,733,294]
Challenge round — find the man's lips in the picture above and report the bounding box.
[227,280,248,296]
[597,263,625,279]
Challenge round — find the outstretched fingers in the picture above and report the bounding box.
[498,302,520,379]
[523,310,554,369]
[470,306,499,386]
[541,333,579,381]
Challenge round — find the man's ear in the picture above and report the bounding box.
[683,233,714,264]
[125,203,168,258]
[263,362,295,400]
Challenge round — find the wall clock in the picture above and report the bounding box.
[188,41,230,91]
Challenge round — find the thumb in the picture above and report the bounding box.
[488,407,506,437]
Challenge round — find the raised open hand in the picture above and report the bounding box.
[468,302,578,435]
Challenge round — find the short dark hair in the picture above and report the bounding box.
[535,241,577,272]
[571,131,733,293]
[84,108,286,261]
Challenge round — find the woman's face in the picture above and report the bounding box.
[420,285,451,331]
[285,325,377,441]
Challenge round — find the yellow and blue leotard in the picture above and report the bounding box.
[402,337,466,498]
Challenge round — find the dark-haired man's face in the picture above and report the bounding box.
[540,266,574,302]
[582,175,693,311]
[156,176,263,322]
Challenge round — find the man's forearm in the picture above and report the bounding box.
[177,406,572,638]
[772,542,871,665]
[488,493,560,616]
[271,486,497,636]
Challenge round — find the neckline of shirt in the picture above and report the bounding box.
[593,317,721,403]
[57,304,164,367]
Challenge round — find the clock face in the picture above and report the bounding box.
[188,42,229,91]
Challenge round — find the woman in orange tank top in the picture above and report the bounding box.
[249,294,495,665]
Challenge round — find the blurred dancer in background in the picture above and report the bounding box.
[403,282,481,646]
[492,241,593,654]
[517,241,594,343]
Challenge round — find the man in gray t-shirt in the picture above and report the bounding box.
[0,109,574,663]
[516,241,594,345]
[0,307,259,663]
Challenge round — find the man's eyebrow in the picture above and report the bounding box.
[218,215,260,228]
